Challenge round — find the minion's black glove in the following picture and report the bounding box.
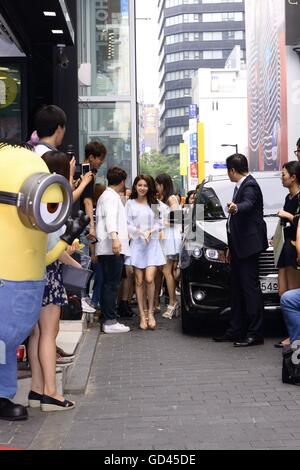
[60,210,90,245]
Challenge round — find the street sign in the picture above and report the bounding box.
[213,163,227,170]
[189,104,199,119]
[190,162,198,178]
[190,148,198,163]
[190,133,198,149]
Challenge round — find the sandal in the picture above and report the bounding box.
[162,304,177,319]
[28,390,43,409]
[41,395,75,412]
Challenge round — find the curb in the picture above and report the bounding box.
[63,326,100,395]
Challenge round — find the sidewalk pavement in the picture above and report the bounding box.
[2,314,300,450]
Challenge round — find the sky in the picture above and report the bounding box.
[136,0,159,106]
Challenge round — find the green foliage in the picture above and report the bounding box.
[139,150,181,192]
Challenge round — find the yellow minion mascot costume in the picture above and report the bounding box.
[0,144,89,421]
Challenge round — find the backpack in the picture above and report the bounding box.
[282,346,300,385]
[61,293,82,321]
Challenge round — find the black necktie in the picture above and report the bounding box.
[228,186,239,233]
[233,186,239,201]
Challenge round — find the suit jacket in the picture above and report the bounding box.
[227,175,268,259]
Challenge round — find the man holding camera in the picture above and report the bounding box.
[79,141,107,241]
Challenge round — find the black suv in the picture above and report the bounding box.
[180,172,287,333]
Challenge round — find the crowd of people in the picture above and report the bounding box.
[2,102,300,422]
[0,104,194,419]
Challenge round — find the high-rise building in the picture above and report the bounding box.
[158,0,246,158]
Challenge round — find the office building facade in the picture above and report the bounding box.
[158,0,246,157]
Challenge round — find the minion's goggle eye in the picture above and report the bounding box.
[47,203,60,214]
[0,173,72,233]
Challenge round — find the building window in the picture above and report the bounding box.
[79,0,131,97]
[165,88,191,99]
[79,102,132,182]
[203,50,223,60]
[165,145,180,155]
[203,12,244,22]
[0,64,22,142]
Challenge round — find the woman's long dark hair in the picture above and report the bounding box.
[42,151,70,180]
[155,173,174,204]
[130,175,159,215]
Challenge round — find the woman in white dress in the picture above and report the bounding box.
[126,175,165,330]
[155,174,182,319]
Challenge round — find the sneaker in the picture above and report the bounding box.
[56,347,75,360]
[56,353,74,365]
[102,322,130,334]
[81,299,96,313]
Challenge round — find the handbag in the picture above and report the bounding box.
[273,220,285,267]
[282,346,300,385]
[62,264,93,291]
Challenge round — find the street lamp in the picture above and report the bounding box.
[221,144,239,154]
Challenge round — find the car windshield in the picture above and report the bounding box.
[195,174,288,221]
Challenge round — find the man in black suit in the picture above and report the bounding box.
[214,154,268,347]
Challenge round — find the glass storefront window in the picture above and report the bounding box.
[79,0,131,97]
[0,65,22,142]
[79,102,132,184]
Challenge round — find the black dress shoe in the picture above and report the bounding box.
[234,337,264,348]
[0,398,28,421]
[213,333,241,343]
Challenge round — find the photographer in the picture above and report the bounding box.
[79,141,107,241]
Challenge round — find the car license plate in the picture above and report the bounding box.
[260,277,278,294]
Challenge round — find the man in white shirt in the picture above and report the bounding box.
[96,167,131,334]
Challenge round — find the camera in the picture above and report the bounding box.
[66,144,75,161]
[57,45,69,69]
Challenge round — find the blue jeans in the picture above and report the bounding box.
[281,289,300,342]
[0,279,45,399]
[99,255,124,324]
[91,262,103,308]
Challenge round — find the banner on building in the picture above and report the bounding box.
[190,162,198,179]
[180,143,188,176]
[189,104,199,119]
[198,122,205,183]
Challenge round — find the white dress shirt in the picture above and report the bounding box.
[96,187,130,257]
[235,175,248,195]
